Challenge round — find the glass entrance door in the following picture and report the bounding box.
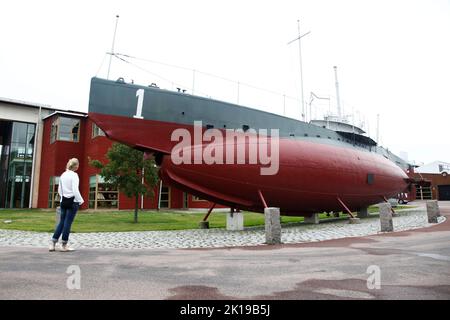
[4,122,35,208]
[0,121,12,208]
[159,186,170,208]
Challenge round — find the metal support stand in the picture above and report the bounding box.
[336,197,355,218]
[202,203,216,222]
[199,203,216,229]
[258,189,268,208]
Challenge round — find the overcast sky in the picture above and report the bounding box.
[1,0,449,164]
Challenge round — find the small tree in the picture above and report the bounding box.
[90,143,159,223]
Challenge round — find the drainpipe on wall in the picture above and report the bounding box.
[157,179,162,210]
[29,106,42,208]
[141,165,144,209]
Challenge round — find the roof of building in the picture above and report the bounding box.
[42,111,88,120]
[419,160,450,167]
[0,97,53,109]
[416,160,450,174]
[0,97,87,118]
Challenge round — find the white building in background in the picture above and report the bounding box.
[416,161,450,174]
[0,97,58,208]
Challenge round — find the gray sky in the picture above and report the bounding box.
[1,0,449,164]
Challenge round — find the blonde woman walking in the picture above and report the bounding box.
[49,158,84,252]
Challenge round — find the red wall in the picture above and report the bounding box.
[413,172,450,200]
[38,115,222,211]
[79,119,111,209]
[37,114,85,208]
[188,196,213,209]
[171,188,184,209]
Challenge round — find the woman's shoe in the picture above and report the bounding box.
[49,241,56,252]
[61,244,75,252]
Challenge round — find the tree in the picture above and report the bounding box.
[90,143,159,223]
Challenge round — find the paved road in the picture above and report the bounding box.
[1,201,449,300]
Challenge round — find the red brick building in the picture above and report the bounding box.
[413,172,450,201]
[37,110,216,210]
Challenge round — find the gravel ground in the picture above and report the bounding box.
[0,207,445,249]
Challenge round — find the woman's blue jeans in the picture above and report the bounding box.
[52,202,79,244]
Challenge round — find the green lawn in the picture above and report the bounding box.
[0,205,413,233]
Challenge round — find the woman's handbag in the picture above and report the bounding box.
[60,180,75,209]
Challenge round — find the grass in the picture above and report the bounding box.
[0,205,414,233]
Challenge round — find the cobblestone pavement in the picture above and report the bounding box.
[0,207,445,250]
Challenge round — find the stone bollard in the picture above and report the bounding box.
[304,213,319,224]
[265,207,282,244]
[379,203,394,232]
[426,200,441,223]
[357,207,369,218]
[226,210,244,231]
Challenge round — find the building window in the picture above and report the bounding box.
[1,121,36,208]
[92,123,105,138]
[415,184,432,200]
[183,192,189,209]
[59,117,80,142]
[192,195,207,202]
[159,186,170,208]
[48,176,60,208]
[88,176,96,209]
[50,117,80,143]
[88,175,119,209]
[50,120,58,143]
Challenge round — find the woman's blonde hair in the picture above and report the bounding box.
[66,158,79,171]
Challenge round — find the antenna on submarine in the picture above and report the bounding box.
[376,113,380,144]
[288,20,310,122]
[333,66,342,120]
[107,14,120,80]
